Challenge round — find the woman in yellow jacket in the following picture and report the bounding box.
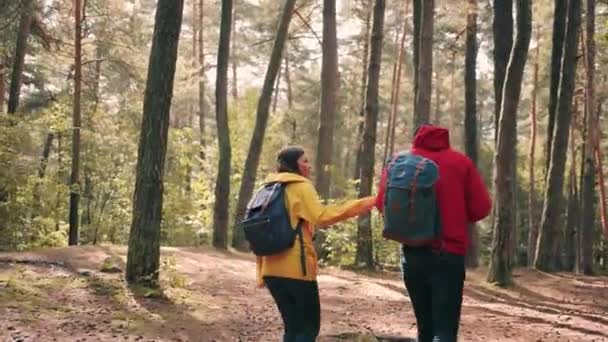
[257,146,376,342]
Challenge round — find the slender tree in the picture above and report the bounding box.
[579,0,596,274]
[535,0,582,272]
[232,0,298,250]
[354,0,372,180]
[413,0,434,130]
[492,0,513,143]
[68,0,83,246]
[198,0,206,161]
[487,0,532,286]
[527,24,541,266]
[315,0,339,198]
[355,0,385,268]
[126,0,184,284]
[7,0,34,114]
[464,0,479,268]
[545,0,568,175]
[212,0,233,249]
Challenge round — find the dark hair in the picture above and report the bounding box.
[276,146,305,174]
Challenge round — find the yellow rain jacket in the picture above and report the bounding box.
[256,172,375,285]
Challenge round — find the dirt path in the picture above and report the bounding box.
[1,246,607,341]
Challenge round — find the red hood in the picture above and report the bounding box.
[412,125,451,151]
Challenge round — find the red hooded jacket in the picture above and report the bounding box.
[375,125,492,255]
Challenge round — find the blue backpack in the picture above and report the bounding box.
[382,152,441,246]
[240,181,306,275]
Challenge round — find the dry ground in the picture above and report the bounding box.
[1,245,607,341]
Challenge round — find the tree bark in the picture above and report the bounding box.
[383,23,400,163]
[580,0,596,274]
[0,59,5,113]
[354,0,372,180]
[534,0,582,272]
[231,0,297,251]
[413,0,434,131]
[68,0,83,246]
[8,0,33,114]
[464,0,479,268]
[433,66,440,125]
[231,7,238,100]
[355,0,385,269]
[527,25,540,266]
[492,0,513,144]
[596,99,608,239]
[315,0,339,199]
[126,0,184,284]
[212,0,233,250]
[487,0,531,286]
[564,105,579,271]
[545,0,568,176]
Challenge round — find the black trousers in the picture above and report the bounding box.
[401,247,465,342]
[264,276,321,342]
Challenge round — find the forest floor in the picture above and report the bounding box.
[1,245,607,342]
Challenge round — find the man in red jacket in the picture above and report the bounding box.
[376,124,492,342]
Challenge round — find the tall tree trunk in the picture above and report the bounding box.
[315,0,339,199]
[487,0,532,286]
[198,0,206,161]
[212,0,233,250]
[272,62,282,113]
[354,0,372,180]
[580,0,596,274]
[564,105,579,271]
[383,23,400,163]
[8,0,33,114]
[464,0,479,268]
[492,0,513,144]
[412,0,421,117]
[596,99,608,239]
[231,0,297,251]
[54,133,63,231]
[527,25,540,266]
[389,0,409,158]
[534,0,582,272]
[413,0,434,131]
[545,0,568,176]
[125,0,184,284]
[231,7,238,100]
[69,0,83,246]
[355,0,385,269]
[0,59,5,113]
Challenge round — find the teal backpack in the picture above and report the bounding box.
[382,152,441,246]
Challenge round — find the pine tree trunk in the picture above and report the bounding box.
[355,0,385,269]
[315,0,339,199]
[545,0,568,176]
[564,110,578,271]
[534,0,581,272]
[412,0,421,117]
[527,26,540,266]
[595,99,608,239]
[126,0,184,284]
[354,1,371,180]
[383,23,400,163]
[413,0,434,130]
[487,0,531,286]
[492,0,513,144]
[69,0,83,246]
[580,0,596,274]
[0,59,5,113]
[7,0,33,114]
[231,7,238,100]
[464,0,479,268]
[231,0,297,251]
[212,0,233,250]
[198,0,206,161]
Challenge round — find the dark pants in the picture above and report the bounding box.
[264,276,321,342]
[401,247,465,342]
